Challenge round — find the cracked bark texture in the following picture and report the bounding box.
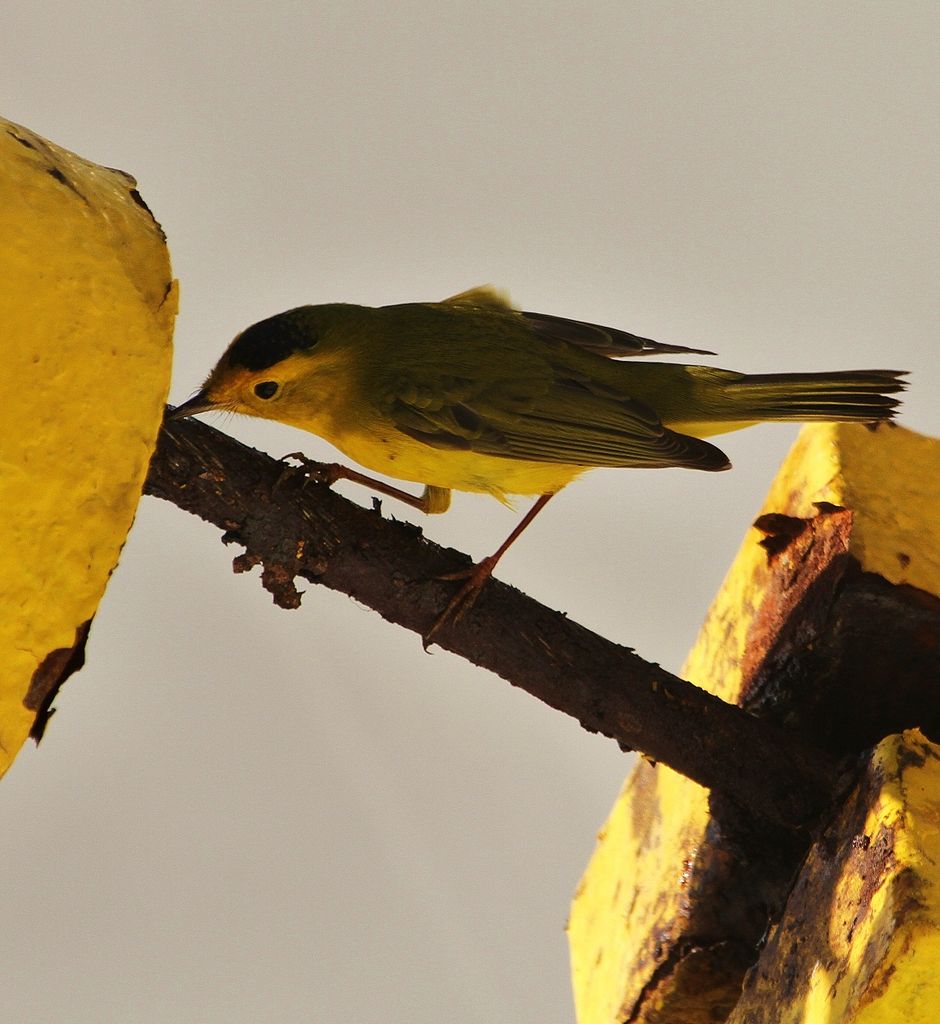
[144,413,843,831]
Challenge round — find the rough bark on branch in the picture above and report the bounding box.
[144,413,842,829]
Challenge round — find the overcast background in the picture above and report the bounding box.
[2,3,938,1022]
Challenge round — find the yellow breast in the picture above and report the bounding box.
[329,421,585,502]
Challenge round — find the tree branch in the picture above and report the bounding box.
[144,413,842,829]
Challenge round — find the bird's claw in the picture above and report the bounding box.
[275,453,343,492]
[421,556,498,650]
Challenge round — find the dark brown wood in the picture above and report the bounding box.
[144,412,843,830]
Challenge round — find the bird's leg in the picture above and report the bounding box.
[423,493,555,649]
[279,453,451,514]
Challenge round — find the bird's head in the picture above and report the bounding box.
[171,306,344,425]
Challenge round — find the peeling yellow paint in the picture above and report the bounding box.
[568,424,940,1024]
[0,118,175,772]
[762,424,940,595]
[835,732,940,1024]
[685,423,940,711]
[730,731,940,1023]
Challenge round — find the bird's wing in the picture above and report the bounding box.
[520,310,715,359]
[386,365,730,472]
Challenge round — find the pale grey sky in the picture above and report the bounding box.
[2,3,938,1022]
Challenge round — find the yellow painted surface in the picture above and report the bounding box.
[685,424,940,711]
[729,730,940,1024]
[568,424,940,1024]
[760,424,940,595]
[568,762,711,1023]
[0,118,176,772]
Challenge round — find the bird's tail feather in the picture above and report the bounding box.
[724,369,906,422]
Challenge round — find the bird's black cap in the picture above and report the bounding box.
[225,308,320,372]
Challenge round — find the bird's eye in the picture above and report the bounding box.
[254,381,279,400]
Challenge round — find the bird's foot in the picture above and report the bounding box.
[275,453,345,492]
[422,556,498,650]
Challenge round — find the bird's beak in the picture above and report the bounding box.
[168,390,217,420]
